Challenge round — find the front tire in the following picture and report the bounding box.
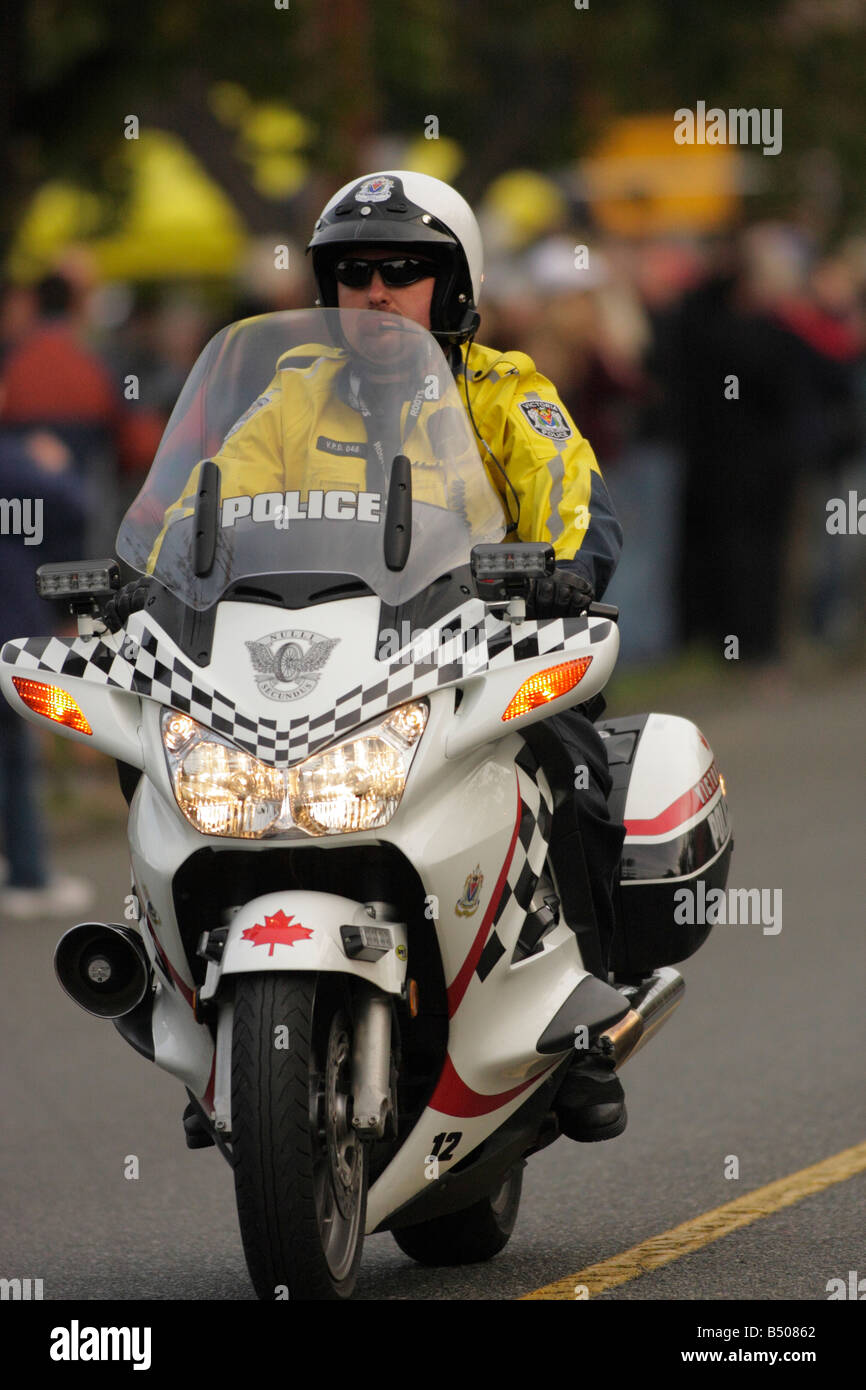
[392,1164,523,1266]
[231,973,367,1300]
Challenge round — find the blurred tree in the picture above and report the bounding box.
[3,0,325,259]
[4,0,866,264]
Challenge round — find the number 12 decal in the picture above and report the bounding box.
[429,1131,462,1161]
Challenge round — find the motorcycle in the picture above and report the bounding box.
[0,309,733,1299]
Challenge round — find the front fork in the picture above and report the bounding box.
[209,980,397,1143]
[351,988,394,1140]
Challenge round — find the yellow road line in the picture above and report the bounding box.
[523,1138,866,1300]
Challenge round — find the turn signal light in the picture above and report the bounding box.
[501,657,593,721]
[12,677,92,735]
[407,979,419,1018]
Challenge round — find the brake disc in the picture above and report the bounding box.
[325,1012,362,1221]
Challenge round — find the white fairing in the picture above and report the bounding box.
[362,731,588,1229]
[150,976,214,1095]
[0,651,144,767]
[0,596,624,1228]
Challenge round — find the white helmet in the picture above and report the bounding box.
[307,170,483,342]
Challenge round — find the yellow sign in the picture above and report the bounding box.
[582,114,741,236]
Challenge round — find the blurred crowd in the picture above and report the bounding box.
[1,215,865,910]
[480,222,866,668]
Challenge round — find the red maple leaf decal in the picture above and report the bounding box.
[242,909,314,956]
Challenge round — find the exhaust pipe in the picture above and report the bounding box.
[54,923,151,1019]
[600,966,685,1069]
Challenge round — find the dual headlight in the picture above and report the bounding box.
[161,701,428,839]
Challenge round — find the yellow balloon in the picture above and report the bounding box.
[240,103,315,153]
[401,135,464,185]
[483,171,567,250]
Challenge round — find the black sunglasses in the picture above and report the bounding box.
[333,256,438,289]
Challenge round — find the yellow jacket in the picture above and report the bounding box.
[148,339,621,596]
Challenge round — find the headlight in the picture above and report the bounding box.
[162,711,284,837]
[161,701,428,839]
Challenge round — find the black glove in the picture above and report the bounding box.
[102,578,153,633]
[526,569,594,620]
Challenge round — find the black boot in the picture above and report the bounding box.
[182,1101,215,1149]
[554,1050,627,1143]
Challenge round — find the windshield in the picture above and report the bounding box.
[116,308,507,609]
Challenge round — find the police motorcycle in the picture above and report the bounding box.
[0,309,733,1300]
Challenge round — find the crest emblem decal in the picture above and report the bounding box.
[246,629,340,703]
[519,399,572,442]
[455,865,484,917]
[354,176,394,203]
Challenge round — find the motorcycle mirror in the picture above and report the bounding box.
[384,455,412,572]
[193,459,221,577]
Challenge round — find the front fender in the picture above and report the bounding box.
[199,891,408,999]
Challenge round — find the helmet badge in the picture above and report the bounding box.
[355,177,395,204]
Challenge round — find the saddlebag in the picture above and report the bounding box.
[599,713,733,976]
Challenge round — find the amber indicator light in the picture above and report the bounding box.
[501,656,593,721]
[407,978,419,1018]
[12,677,93,735]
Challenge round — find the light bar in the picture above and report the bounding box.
[501,657,593,721]
[12,678,92,735]
[471,542,555,581]
[36,560,120,600]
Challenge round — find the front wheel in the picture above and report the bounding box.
[392,1164,524,1266]
[231,973,367,1300]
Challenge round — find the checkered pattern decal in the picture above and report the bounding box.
[1,605,610,769]
[475,744,555,983]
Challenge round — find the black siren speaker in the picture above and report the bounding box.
[54,923,151,1019]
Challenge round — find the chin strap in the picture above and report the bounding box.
[430,306,481,346]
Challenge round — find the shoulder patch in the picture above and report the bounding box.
[222,390,277,444]
[518,399,572,442]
